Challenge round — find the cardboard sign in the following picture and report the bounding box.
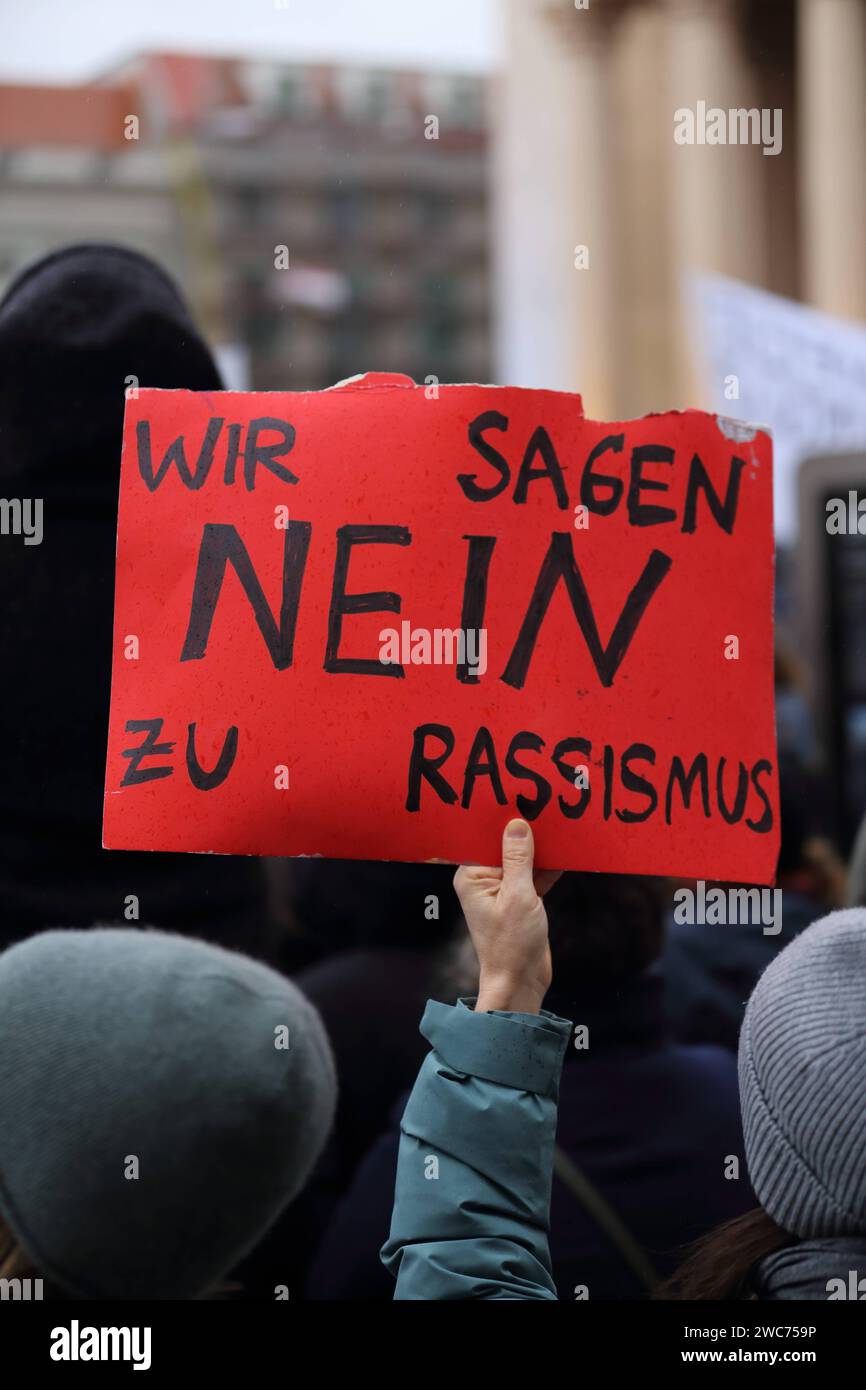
[103,373,778,881]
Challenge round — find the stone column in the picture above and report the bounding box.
[609,1,677,415]
[493,0,625,417]
[551,0,629,417]
[798,0,866,319]
[665,0,770,398]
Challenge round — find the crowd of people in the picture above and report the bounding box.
[1,244,863,1302]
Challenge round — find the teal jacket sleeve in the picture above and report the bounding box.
[380,997,572,1300]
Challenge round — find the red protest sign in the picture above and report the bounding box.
[103,373,778,881]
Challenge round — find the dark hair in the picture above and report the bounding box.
[655,1207,794,1299]
[544,871,667,995]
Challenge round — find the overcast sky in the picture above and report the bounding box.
[0,0,500,82]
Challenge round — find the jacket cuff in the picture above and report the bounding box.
[419,998,572,1098]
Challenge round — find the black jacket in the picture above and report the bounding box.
[0,244,264,948]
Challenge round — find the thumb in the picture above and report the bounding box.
[501,818,534,893]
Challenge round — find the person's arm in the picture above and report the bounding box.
[380,819,571,1299]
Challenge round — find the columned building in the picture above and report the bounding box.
[494,0,866,417]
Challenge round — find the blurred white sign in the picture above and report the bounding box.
[272,266,350,314]
[690,273,866,541]
[214,342,250,390]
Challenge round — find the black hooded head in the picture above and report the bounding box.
[0,244,263,946]
[0,243,222,506]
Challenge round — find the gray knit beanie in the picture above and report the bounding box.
[0,928,336,1298]
[739,908,866,1238]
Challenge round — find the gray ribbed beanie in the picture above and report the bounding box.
[739,909,866,1238]
[0,928,336,1298]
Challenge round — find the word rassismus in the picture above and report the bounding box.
[405,724,774,836]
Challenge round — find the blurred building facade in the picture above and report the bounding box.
[0,52,490,388]
[494,0,866,847]
[495,0,866,417]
